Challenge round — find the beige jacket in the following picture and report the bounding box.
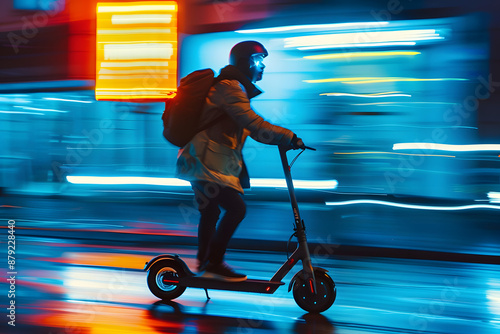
[176,76,294,193]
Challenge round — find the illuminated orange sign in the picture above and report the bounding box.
[95,1,177,101]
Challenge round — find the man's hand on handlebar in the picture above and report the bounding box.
[291,134,306,150]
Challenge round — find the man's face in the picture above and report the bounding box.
[249,54,266,82]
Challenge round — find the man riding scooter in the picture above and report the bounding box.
[176,41,306,282]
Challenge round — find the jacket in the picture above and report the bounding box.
[176,65,294,193]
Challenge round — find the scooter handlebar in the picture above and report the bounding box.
[279,144,316,152]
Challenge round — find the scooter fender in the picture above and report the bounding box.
[143,254,193,276]
[288,267,328,292]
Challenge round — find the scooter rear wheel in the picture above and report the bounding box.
[292,270,336,313]
[147,260,186,300]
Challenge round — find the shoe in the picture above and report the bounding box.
[197,260,208,274]
[201,262,247,282]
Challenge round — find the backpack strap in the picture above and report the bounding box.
[197,112,227,133]
[196,66,253,134]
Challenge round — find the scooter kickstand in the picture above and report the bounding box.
[204,288,211,300]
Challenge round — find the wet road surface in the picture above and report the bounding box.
[1,234,499,334]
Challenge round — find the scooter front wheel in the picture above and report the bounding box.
[292,270,336,313]
[147,260,186,300]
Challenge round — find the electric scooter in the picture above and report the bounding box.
[144,145,337,313]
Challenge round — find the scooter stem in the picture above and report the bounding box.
[278,145,302,231]
[278,145,317,293]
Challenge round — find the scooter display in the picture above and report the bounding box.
[144,145,336,313]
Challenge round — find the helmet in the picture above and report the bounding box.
[229,41,268,65]
[229,41,268,82]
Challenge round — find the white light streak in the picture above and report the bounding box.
[66,176,338,190]
[325,199,500,211]
[305,77,466,84]
[0,97,31,103]
[0,110,43,115]
[67,176,190,186]
[352,102,457,106]
[236,21,389,34]
[304,51,421,60]
[250,179,338,190]
[298,42,417,50]
[43,97,92,103]
[486,286,500,318]
[103,43,174,60]
[393,143,500,152]
[111,14,172,25]
[100,61,169,67]
[98,68,169,75]
[97,29,172,35]
[95,87,175,90]
[97,5,176,13]
[285,29,443,50]
[14,106,67,113]
[488,192,500,204]
[98,75,169,80]
[98,40,172,44]
[94,91,168,96]
[321,93,411,98]
[343,77,463,84]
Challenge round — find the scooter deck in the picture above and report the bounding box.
[172,276,285,294]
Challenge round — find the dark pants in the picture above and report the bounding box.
[192,181,246,265]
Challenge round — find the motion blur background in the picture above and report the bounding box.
[2,3,500,332]
[1,0,500,255]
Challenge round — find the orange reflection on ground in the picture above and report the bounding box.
[29,301,182,334]
[59,252,198,271]
[59,252,150,269]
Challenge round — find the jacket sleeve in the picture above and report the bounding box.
[218,80,294,145]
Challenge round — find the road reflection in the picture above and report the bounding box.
[3,235,499,334]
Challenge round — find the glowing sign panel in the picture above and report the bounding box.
[95,1,177,101]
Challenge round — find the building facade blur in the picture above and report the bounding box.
[1,0,499,202]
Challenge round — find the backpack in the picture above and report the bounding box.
[162,68,217,147]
